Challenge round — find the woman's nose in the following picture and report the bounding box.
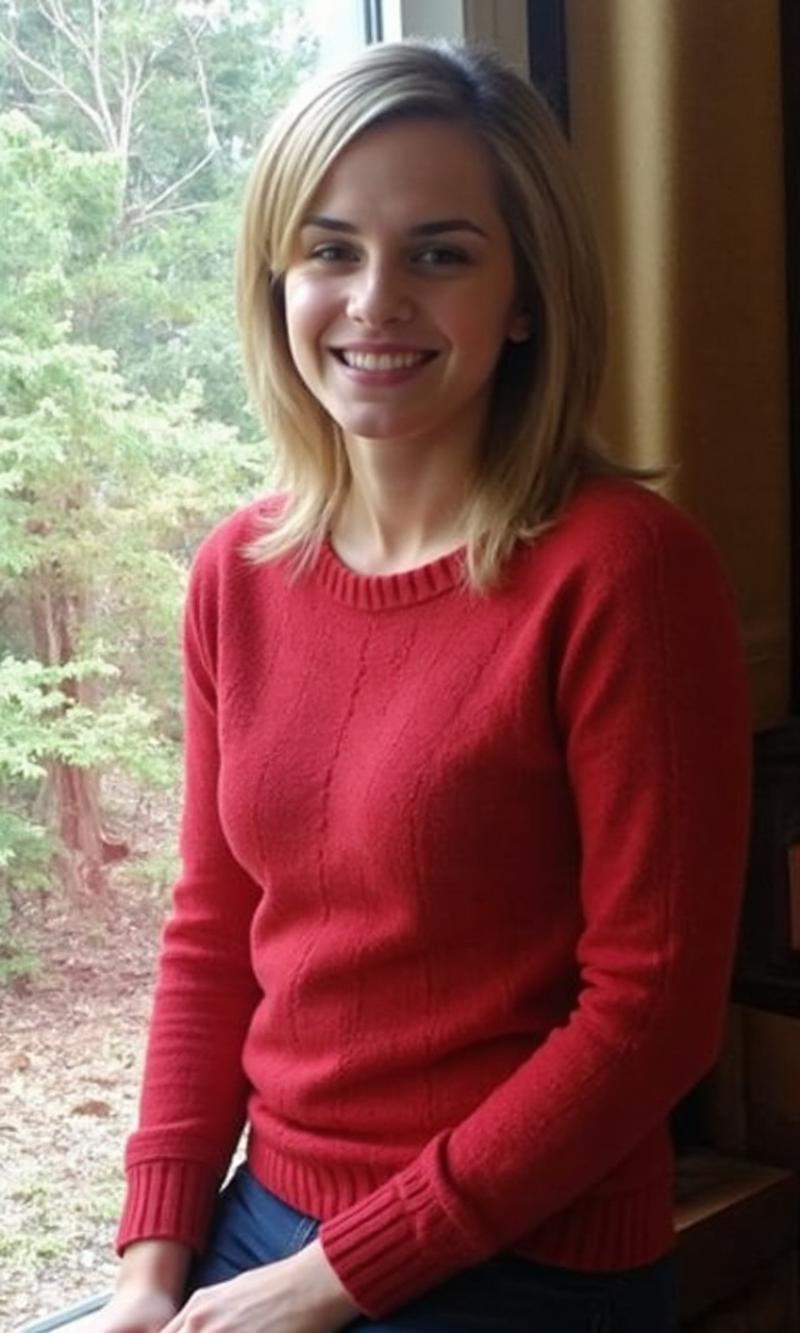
[346,263,413,328]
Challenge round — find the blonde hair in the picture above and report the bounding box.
[236,39,649,589]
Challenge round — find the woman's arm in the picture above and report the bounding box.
[116,1240,193,1300]
[117,533,263,1256]
[86,1241,189,1333]
[107,515,361,1333]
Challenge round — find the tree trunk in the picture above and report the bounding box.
[29,572,128,896]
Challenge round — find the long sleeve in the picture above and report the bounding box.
[117,542,262,1253]
[319,495,752,1314]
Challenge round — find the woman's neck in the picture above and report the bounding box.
[330,435,475,576]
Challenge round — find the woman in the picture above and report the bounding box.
[95,38,751,1333]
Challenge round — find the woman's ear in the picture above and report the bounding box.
[507,311,532,343]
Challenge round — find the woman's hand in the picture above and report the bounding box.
[84,1285,179,1333]
[159,1240,359,1333]
[84,1238,190,1333]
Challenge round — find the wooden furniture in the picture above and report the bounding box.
[675,1150,799,1330]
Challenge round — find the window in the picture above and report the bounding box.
[381,0,529,70]
[0,7,367,1324]
[1,4,545,1323]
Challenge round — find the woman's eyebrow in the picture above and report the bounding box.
[301,214,488,238]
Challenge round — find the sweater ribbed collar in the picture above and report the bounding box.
[314,539,466,610]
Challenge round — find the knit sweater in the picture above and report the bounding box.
[118,477,752,1318]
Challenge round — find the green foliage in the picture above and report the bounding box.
[0,0,314,950]
[0,0,318,434]
[0,652,174,913]
[0,657,62,911]
[0,112,122,342]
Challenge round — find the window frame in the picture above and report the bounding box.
[781,0,800,712]
[375,0,529,72]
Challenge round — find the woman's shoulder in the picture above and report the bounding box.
[190,492,289,573]
[181,494,292,627]
[539,476,725,584]
[510,479,744,666]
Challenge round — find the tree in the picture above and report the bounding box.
[0,2,314,911]
[0,312,263,897]
[0,0,317,432]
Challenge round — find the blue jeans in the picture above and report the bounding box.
[186,1165,681,1332]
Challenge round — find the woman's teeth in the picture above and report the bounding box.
[339,350,429,371]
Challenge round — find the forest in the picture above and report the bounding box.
[0,2,322,1320]
[0,0,316,973]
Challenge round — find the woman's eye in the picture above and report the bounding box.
[414,246,469,267]
[311,243,355,263]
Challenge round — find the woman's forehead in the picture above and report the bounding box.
[304,118,503,227]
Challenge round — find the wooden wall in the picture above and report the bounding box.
[565,0,791,729]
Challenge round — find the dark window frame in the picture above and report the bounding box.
[527,0,569,130]
[363,0,383,44]
[362,2,570,132]
[781,0,800,712]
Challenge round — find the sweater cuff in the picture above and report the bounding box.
[319,1156,481,1318]
[116,1159,221,1256]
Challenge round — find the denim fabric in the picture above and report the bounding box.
[186,1165,681,1332]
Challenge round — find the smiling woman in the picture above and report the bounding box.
[280,117,529,547]
[88,37,751,1333]
[235,38,616,588]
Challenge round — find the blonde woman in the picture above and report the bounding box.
[95,39,750,1333]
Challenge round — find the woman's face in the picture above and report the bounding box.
[283,117,529,457]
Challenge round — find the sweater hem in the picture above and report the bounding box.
[321,1182,676,1317]
[249,1137,676,1316]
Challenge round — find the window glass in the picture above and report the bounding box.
[0,3,364,1324]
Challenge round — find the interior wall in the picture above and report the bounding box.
[564,0,791,728]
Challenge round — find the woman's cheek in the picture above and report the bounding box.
[286,278,336,366]
[286,272,332,325]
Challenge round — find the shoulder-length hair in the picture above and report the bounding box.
[236,38,651,589]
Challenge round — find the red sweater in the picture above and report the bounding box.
[119,478,751,1317]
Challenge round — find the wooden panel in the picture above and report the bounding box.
[696,1005,749,1155]
[685,1303,749,1333]
[675,1151,799,1320]
[565,0,791,726]
[744,1008,800,1169]
[684,1251,799,1331]
[788,843,800,952]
